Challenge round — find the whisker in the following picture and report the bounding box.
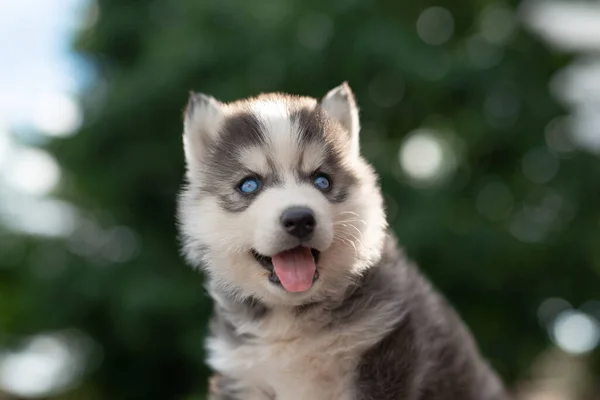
[334,235,358,253]
[345,232,364,247]
[335,222,363,237]
[346,223,363,237]
[334,219,367,226]
[334,229,364,249]
[336,211,359,217]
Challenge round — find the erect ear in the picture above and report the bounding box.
[183,91,224,169]
[320,82,360,156]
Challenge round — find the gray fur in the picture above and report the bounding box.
[200,110,269,213]
[354,236,508,400]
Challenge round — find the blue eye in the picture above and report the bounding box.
[313,174,331,191]
[239,177,260,194]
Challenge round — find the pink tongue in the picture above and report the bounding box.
[271,247,316,293]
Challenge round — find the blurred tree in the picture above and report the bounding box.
[2,0,599,399]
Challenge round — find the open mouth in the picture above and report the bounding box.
[252,247,320,293]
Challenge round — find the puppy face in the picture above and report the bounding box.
[177,83,387,306]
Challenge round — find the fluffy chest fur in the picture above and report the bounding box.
[206,304,400,400]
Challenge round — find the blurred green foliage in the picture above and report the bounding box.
[1,0,599,399]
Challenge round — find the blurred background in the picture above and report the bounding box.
[0,0,599,399]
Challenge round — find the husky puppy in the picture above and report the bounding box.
[177,83,510,400]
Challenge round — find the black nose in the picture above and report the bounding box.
[280,207,316,239]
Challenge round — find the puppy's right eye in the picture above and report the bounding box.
[238,177,261,194]
[313,173,331,192]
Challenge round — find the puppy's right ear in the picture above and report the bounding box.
[183,92,224,169]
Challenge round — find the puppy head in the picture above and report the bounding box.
[177,83,387,306]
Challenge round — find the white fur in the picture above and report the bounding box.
[250,99,299,180]
[206,282,404,400]
[207,320,357,400]
[298,141,327,174]
[239,146,272,177]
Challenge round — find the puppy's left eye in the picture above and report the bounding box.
[313,174,331,191]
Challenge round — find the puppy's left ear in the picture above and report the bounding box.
[321,82,360,156]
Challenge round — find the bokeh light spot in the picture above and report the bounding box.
[417,7,454,46]
[0,196,77,238]
[400,133,442,180]
[32,92,82,138]
[509,189,568,243]
[479,3,516,44]
[399,129,456,186]
[368,74,404,108]
[522,147,559,184]
[551,310,600,355]
[545,116,576,154]
[0,331,92,398]
[297,13,334,51]
[466,35,504,69]
[4,147,60,195]
[522,1,600,52]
